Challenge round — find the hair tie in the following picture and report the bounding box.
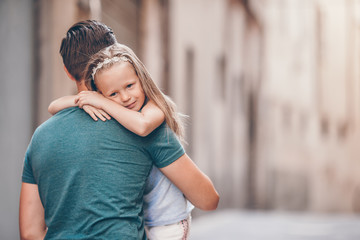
[91,56,131,80]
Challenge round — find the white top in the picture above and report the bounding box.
[144,166,194,226]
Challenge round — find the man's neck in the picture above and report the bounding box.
[76,80,88,93]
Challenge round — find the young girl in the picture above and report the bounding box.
[48,43,194,239]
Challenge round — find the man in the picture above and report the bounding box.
[19,20,218,239]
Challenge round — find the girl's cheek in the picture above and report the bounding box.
[139,88,145,96]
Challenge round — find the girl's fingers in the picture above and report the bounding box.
[77,98,87,108]
[78,101,84,108]
[82,105,108,122]
[98,109,111,120]
[94,110,106,121]
[83,105,98,121]
[76,96,91,108]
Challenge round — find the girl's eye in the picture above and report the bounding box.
[127,84,133,89]
[110,92,117,97]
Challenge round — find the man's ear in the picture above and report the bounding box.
[63,65,76,82]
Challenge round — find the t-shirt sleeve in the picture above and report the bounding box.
[22,147,36,184]
[145,123,185,168]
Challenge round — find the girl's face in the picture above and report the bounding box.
[95,61,146,112]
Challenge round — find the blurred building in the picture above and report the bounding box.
[2,0,360,238]
[253,0,360,213]
[143,0,360,214]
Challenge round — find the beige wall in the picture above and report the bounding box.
[101,0,139,52]
[0,1,36,238]
[256,0,360,212]
[166,0,251,208]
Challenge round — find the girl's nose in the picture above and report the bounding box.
[120,93,131,102]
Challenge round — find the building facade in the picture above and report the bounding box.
[143,0,360,213]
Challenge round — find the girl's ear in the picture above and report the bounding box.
[63,65,76,82]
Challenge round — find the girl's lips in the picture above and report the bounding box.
[126,101,136,109]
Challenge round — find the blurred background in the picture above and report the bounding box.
[1,0,360,239]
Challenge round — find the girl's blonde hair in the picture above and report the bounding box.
[84,43,185,141]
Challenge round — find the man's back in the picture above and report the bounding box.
[23,108,154,239]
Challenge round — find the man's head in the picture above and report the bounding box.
[59,20,117,81]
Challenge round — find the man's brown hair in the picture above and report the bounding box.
[59,20,117,81]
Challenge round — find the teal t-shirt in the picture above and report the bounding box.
[22,107,184,240]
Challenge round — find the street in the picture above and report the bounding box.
[190,210,360,240]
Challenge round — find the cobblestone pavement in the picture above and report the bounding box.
[189,210,360,240]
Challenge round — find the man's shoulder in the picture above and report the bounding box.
[32,108,94,138]
[35,107,79,128]
[37,107,132,137]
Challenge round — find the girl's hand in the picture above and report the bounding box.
[83,105,111,121]
[75,91,107,109]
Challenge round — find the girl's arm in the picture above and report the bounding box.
[48,95,110,121]
[48,95,77,115]
[76,91,165,137]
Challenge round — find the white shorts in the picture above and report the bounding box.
[145,215,191,240]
